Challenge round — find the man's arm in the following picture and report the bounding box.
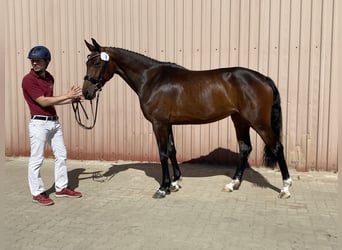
[35,86,82,107]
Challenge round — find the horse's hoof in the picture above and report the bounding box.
[170,181,182,192]
[153,190,166,199]
[278,191,291,199]
[152,189,170,199]
[223,185,234,192]
[223,179,240,192]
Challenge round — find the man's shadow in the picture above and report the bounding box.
[45,147,280,196]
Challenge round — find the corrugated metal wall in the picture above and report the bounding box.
[5,0,338,171]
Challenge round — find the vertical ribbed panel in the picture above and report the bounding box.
[5,0,338,171]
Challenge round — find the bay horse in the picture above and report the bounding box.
[81,38,292,199]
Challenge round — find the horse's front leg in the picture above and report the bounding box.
[152,152,172,199]
[167,126,182,192]
[152,123,172,199]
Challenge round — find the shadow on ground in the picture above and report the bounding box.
[53,148,280,195]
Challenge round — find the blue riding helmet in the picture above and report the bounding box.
[28,46,51,61]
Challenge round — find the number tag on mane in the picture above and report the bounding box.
[100,52,110,61]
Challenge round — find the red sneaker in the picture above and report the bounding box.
[32,193,54,206]
[55,188,82,198]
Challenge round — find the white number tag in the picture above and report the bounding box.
[100,52,110,61]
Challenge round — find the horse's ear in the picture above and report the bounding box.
[91,38,101,51]
[84,40,95,52]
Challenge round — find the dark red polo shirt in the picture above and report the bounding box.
[22,69,57,116]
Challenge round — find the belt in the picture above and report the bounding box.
[31,115,58,121]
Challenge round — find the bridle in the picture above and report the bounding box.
[83,52,110,90]
[72,52,110,129]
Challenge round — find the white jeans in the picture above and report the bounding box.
[28,119,68,196]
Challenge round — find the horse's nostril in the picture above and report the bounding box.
[83,90,91,100]
[84,91,95,100]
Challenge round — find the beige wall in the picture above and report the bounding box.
[5,0,338,171]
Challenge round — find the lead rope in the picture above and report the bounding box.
[72,89,101,129]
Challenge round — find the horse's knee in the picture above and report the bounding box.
[159,151,168,163]
[239,141,252,158]
[167,141,178,164]
[167,142,176,156]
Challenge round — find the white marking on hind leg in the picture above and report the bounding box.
[279,178,292,199]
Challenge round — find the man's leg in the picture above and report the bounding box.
[28,120,48,196]
[50,123,68,192]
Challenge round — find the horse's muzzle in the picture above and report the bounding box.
[82,88,96,100]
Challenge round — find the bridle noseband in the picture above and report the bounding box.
[72,51,110,129]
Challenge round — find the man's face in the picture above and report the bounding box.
[31,59,48,72]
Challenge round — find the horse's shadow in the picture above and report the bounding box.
[46,148,280,195]
[100,148,280,193]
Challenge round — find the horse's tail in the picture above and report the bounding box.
[263,77,282,168]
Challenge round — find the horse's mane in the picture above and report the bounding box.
[110,47,183,68]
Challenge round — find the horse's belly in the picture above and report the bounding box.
[169,107,236,124]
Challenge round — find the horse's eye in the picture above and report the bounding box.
[94,61,101,66]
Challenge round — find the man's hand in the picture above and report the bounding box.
[67,86,82,99]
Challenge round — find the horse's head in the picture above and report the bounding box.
[83,38,115,100]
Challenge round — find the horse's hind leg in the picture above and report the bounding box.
[224,114,252,192]
[256,127,292,198]
[271,142,292,198]
[167,126,182,192]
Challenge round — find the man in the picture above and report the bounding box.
[22,45,82,206]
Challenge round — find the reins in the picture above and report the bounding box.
[72,51,109,129]
[71,90,101,129]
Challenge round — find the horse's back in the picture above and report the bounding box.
[153,65,270,89]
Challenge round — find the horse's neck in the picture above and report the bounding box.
[111,48,158,95]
